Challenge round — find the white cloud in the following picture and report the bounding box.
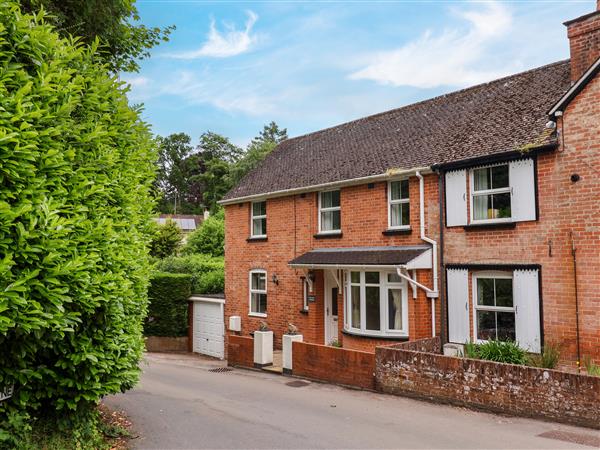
[121,76,150,88]
[169,11,259,59]
[349,2,514,88]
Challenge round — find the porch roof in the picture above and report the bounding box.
[288,245,431,269]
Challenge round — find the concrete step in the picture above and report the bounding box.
[262,365,283,375]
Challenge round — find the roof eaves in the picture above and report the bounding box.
[549,56,600,118]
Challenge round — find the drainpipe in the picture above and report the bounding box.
[415,171,439,337]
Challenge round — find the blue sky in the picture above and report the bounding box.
[125,0,592,147]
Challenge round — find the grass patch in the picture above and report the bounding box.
[583,356,600,377]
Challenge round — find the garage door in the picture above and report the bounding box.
[193,299,224,359]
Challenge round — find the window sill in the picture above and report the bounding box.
[342,329,409,341]
[382,227,412,236]
[313,232,343,239]
[463,221,516,231]
[247,236,268,242]
[248,313,267,318]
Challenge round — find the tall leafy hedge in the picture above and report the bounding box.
[156,254,224,294]
[0,2,156,435]
[145,272,191,337]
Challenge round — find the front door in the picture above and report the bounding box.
[325,271,339,345]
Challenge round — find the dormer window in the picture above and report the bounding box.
[318,190,341,233]
[470,164,511,222]
[251,201,267,237]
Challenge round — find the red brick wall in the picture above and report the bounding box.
[376,339,600,429]
[292,341,375,390]
[444,75,600,364]
[566,9,600,81]
[227,335,254,368]
[224,175,441,350]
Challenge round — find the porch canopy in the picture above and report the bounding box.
[288,245,432,270]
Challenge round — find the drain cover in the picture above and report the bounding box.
[286,380,310,388]
[208,367,233,373]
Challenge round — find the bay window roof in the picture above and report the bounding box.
[288,246,431,269]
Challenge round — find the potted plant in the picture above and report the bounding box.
[282,323,303,375]
[253,321,273,368]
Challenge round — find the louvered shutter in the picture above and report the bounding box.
[513,269,541,353]
[509,159,536,222]
[447,268,470,344]
[445,170,467,226]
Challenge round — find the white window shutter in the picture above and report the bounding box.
[513,269,541,353]
[445,170,467,226]
[509,159,536,222]
[447,268,470,344]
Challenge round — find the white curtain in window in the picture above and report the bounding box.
[389,289,402,330]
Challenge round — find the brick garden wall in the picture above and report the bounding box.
[375,339,600,429]
[292,341,375,390]
[227,335,254,369]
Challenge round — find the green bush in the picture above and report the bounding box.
[156,254,224,294]
[182,209,224,257]
[0,2,155,439]
[149,220,183,258]
[466,340,528,365]
[145,272,191,337]
[527,342,561,369]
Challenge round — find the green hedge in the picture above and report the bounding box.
[145,273,192,337]
[0,3,155,440]
[156,254,224,294]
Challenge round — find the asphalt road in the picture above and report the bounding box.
[104,353,599,449]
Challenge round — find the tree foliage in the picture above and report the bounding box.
[149,220,183,259]
[20,0,173,73]
[183,210,225,257]
[156,254,224,294]
[0,2,156,437]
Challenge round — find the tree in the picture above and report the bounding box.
[183,210,225,257]
[20,0,173,72]
[229,122,287,186]
[0,2,156,441]
[155,133,204,214]
[197,131,243,163]
[149,220,183,259]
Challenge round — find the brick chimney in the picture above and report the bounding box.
[565,2,600,81]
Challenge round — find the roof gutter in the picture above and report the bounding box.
[219,166,432,205]
[548,56,600,118]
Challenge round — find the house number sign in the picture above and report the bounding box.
[0,384,14,402]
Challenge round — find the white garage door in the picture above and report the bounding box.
[193,299,224,359]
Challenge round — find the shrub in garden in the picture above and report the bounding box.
[527,342,561,369]
[149,219,183,258]
[466,340,528,365]
[145,273,191,337]
[182,209,224,257]
[156,254,224,294]
[0,3,155,442]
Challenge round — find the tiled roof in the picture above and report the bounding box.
[224,60,571,202]
[289,246,430,267]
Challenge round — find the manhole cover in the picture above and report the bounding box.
[208,367,233,373]
[285,380,310,388]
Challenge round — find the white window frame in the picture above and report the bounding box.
[472,271,515,343]
[469,163,512,224]
[318,190,341,234]
[344,270,409,337]
[250,201,267,238]
[387,179,410,229]
[249,269,267,317]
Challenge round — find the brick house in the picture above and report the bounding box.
[220,4,600,365]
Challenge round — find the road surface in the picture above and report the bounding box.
[104,352,599,449]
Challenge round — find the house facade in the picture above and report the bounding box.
[221,4,600,365]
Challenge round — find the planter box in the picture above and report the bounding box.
[282,334,303,374]
[253,330,273,367]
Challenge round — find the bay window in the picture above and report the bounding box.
[388,179,410,228]
[470,164,511,222]
[345,270,408,336]
[319,190,341,233]
[249,270,267,316]
[473,273,515,341]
